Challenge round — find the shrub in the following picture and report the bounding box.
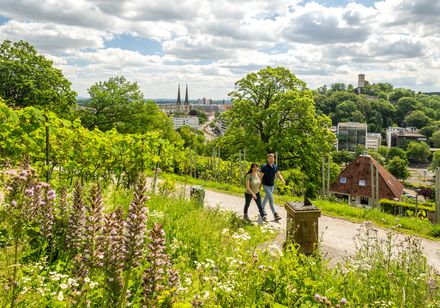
[431,225,440,238]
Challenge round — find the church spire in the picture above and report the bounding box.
[176,84,181,105]
[184,84,189,105]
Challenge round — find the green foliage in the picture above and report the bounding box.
[431,151,440,171]
[387,146,407,162]
[0,40,77,116]
[431,130,440,148]
[386,156,410,180]
[377,146,390,160]
[2,168,439,307]
[430,225,440,238]
[0,101,181,187]
[221,66,335,188]
[79,76,177,141]
[379,199,435,218]
[331,150,355,165]
[406,141,431,163]
[404,110,431,129]
[177,126,205,154]
[188,109,208,124]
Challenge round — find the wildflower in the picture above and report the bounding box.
[84,277,90,283]
[11,200,17,207]
[89,281,97,289]
[25,188,34,197]
[315,294,322,302]
[125,176,149,269]
[47,189,56,200]
[60,283,68,290]
[57,291,64,301]
[340,297,347,305]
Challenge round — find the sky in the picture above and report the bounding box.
[0,0,439,99]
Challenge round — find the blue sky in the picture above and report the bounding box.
[0,0,439,99]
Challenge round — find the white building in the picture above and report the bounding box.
[172,116,199,130]
[366,133,382,150]
[336,122,367,152]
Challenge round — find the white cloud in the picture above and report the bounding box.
[0,0,439,98]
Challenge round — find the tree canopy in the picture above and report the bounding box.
[0,40,77,116]
[219,66,335,186]
[79,76,178,141]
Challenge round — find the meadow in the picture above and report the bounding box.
[1,164,439,307]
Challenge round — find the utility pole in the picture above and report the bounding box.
[322,157,325,198]
[370,161,376,207]
[327,155,331,197]
[436,168,440,224]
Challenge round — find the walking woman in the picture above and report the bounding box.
[243,163,266,222]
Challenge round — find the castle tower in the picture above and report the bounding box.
[176,84,181,105]
[184,84,189,105]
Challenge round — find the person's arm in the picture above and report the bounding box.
[276,171,285,185]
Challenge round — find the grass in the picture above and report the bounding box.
[161,172,440,240]
[1,174,439,307]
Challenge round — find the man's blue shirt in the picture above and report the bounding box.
[260,164,278,186]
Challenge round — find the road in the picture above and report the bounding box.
[204,189,440,271]
[200,115,216,141]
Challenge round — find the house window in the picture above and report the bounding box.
[359,179,366,187]
[360,196,369,205]
[340,176,347,184]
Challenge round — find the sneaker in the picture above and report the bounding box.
[274,213,282,221]
[262,215,268,222]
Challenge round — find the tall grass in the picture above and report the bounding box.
[1,166,439,307]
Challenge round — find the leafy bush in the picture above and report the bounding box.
[431,225,440,238]
[379,199,435,219]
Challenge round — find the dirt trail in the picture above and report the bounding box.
[204,189,440,271]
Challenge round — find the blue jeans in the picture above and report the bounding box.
[244,192,265,218]
[262,185,277,215]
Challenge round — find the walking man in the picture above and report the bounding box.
[260,153,285,221]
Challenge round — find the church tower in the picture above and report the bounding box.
[176,84,181,105]
[184,84,189,105]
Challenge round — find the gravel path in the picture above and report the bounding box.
[204,189,440,271]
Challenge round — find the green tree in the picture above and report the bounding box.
[79,76,177,140]
[189,109,208,124]
[386,156,410,180]
[387,147,407,162]
[0,40,77,116]
[177,125,205,153]
[430,130,440,148]
[377,146,390,160]
[406,141,431,164]
[420,125,437,138]
[430,151,440,171]
[404,110,431,129]
[221,66,335,186]
[395,97,418,125]
[331,150,355,165]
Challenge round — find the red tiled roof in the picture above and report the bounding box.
[329,155,403,200]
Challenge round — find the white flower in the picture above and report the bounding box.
[57,291,64,301]
[60,283,68,290]
[90,281,97,289]
[84,277,90,283]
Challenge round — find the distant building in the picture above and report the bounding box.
[215,118,228,136]
[330,155,403,206]
[189,104,219,115]
[336,122,367,152]
[172,116,199,130]
[386,127,427,149]
[366,133,382,150]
